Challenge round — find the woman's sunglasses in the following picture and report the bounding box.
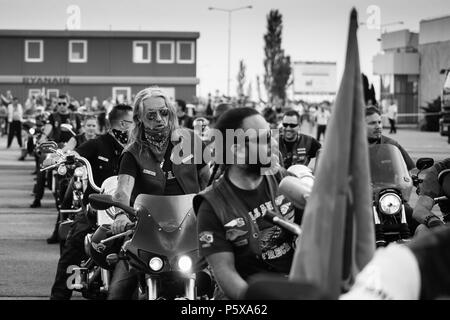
[145,108,169,121]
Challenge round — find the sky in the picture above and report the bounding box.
[1,0,450,100]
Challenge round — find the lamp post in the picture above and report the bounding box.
[208,5,253,97]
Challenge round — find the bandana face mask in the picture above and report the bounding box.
[111,129,129,145]
[141,124,171,162]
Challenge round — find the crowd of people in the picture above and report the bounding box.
[1,85,449,300]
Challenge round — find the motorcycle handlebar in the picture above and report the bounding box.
[434,196,449,203]
[39,149,102,193]
[100,223,136,244]
[74,156,101,193]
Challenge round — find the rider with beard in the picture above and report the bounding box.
[49,104,133,300]
[194,107,304,300]
[107,87,210,300]
[365,106,414,170]
[365,106,419,234]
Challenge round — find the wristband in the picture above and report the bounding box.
[424,214,442,228]
[115,211,126,219]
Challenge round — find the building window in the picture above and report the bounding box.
[157,41,175,64]
[28,89,43,98]
[133,41,151,63]
[176,41,195,64]
[69,40,87,63]
[112,87,131,103]
[46,89,59,100]
[25,40,43,62]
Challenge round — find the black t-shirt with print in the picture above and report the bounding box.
[197,173,302,280]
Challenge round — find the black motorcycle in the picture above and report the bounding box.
[369,144,413,247]
[88,193,213,300]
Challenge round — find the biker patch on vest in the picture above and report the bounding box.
[143,169,156,176]
[296,148,306,162]
[225,229,248,241]
[199,231,214,248]
[224,217,246,228]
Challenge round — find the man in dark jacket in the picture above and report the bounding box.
[49,104,133,300]
[365,106,414,170]
[279,110,321,168]
[195,107,304,300]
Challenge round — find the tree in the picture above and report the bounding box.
[236,60,246,98]
[246,81,253,102]
[263,10,292,106]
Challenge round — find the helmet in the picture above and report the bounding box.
[88,224,123,270]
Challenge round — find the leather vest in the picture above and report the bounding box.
[125,128,202,196]
[279,134,313,167]
[193,169,288,258]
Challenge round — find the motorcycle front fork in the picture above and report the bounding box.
[72,267,110,292]
[144,275,196,300]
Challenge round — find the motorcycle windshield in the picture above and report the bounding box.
[369,144,412,200]
[129,194,197,259]
[134,194,194,231]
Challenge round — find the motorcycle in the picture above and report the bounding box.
[88,193,213,300]
[39,143,118,299]
[369,144,413,247]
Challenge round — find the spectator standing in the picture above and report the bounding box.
[0,103,7,136]
[7,97,23,148]
[387,99,398,134]
[315,104,331,141]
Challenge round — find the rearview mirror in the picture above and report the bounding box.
[60,123,73,131]
[60,123,76,136]
[416,158,434,171]
[39,141,58,152]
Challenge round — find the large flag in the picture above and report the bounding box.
[289,8,375,299]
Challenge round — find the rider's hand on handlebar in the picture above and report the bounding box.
[427,217,444,228]
[42,154,59,167]
[111,213,132,235]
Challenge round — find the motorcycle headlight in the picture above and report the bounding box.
[149,257,164,272]
[74,167,85,178]
[379,193,402,215]
[57,165,67,176]
[73,180,83,190]
[29,128,35,135]
[177,255,192,273]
